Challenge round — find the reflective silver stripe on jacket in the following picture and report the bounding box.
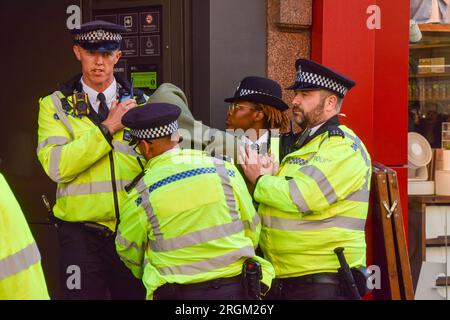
[135,161,244,252]
[36,136,70,154]
[344,188,370,203]
[343,132,371,167]
[243,213,260,232]
[149,220,245,252]
[213,159,239,221]
[118,254,141,267]
[0,242,41,280]
[51,91,74,139]
[56,180,132,199]
[289,179,311,214]
[136,179,163,240]
[116,230,146,252]
[261,215,366,232]
[112,141,141,158]
[299,165,338,205]
[49,146,64,183]
[157,246,255,276]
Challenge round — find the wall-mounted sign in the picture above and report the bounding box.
[131,71,158,90]
[140,12,160,33]
[122,36,139,57]
[94,14,117,24]
[140,35,160,57]
[119,13,138,34]
[114,60,127,80]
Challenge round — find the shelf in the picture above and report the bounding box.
[410,73,450,79]
[410,43,450,49]
[436,277,450,287]
[408,195,450,204]
[426,236,449,247]
[420,24,450,32]
[409,98,450,103]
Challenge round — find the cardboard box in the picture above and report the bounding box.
[418,58,432,74]
[431,57,445,73]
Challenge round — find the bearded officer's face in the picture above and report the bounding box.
[73,45,122,89]
[291,90,333,128]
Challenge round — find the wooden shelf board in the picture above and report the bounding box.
[410,43,450,49]
[409,99,450,102]
[408,194,450,204]
[436,277,450,287]
[420,24,450,32]
[410,73,450,78]
[426,236,450,247]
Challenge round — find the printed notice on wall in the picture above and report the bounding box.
[140,35,160,57]
[119,13,138,34]
[122,36,139,57]
[140,12,160,33]
[131,72,157,90]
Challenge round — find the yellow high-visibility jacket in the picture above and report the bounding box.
[0,173,49,299]
[37,75,146,231]
[254,123,372,278]
[116,149,275,299]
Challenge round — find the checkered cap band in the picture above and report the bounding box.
[74,29,122,43]
[239,89,278,99]
[130,121,178,140]
[296,71,348,96]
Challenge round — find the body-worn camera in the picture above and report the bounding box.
[73,92,90,117]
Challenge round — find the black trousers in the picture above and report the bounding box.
[154,275,251,300]
[56,219,146,300]
[264,273,350,300]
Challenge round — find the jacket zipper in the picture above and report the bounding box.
[109,151,120,233]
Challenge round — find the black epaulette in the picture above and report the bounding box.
[328,127,345,138]
[125,170,147,193]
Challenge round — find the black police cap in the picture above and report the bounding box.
[122,103,182,141]
[287,59,356,98]
[224,76,289,111]
[72,20,126,52]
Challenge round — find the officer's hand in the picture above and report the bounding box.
[259,154,278,176]
[102,99,137,135]
[238,145,262,186]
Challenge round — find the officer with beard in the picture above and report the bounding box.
[239,59,372,300]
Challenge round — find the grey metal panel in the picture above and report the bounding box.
[209,0,267,129]
[192,0,267,129]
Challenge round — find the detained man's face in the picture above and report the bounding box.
[291,90,327,128]
[73,45,121,89]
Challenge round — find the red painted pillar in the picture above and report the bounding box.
[312,0,410,299]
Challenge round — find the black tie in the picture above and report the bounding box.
[97,92,109,123]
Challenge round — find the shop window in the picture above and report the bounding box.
[409,1,450,148]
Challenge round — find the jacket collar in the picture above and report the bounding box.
[58,73,133,97]
[299,115,341,148]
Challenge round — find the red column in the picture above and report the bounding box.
[312,0,410,299]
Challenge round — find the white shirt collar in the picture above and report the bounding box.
[80,77,117,113]
[241,131,269,150]
[309,123,325,136]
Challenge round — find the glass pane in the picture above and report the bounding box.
[409,10,450,148]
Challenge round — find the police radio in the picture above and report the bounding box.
[120,80,134,103]
[72,92,90,117]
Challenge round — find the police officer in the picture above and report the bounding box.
[116,103,275,300]
[239,59,372,300]
[36,21,146,299]
[225,76,291,163]
[0,172,49,299]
